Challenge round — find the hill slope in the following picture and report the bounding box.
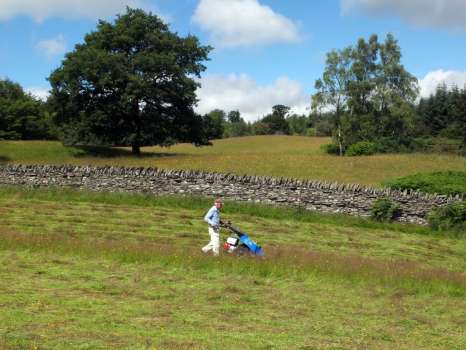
[1,188,465,349]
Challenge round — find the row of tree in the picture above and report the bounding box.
[2,72,464,150]
[416,84,466,142]
[203,105,316,139]
[312,33,465,155]
[0,78,320,142]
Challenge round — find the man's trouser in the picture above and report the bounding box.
[202,226,220,256]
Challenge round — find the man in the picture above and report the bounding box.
[202,198,223,256]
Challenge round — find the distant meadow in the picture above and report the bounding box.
[1,136,465,186]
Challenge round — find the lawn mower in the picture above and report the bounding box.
[221,221,264,256]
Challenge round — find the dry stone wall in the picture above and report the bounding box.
[0,164,462,225]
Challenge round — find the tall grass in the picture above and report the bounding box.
[1,230,464,297]
[1,137,465,185]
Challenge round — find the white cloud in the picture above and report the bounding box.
[25,87,50,101]
[192,0,301,48]
[36,34,66,58]
[0,0,155,22]
[342,0,466,31]
[419,69,466,97]
[196,74,309,121]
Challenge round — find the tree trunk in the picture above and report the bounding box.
[132,142,141,155]
[336,105,343,157]
[338,126,343,157]
[132,99,142,156]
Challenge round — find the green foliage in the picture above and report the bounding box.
[371,198,401,222]
[384,171,466,197]
[345,141,377,156]
[48,8,211,154]
[204,109,225,140]
[428,201,466,233]
[251,121,273,135]
[0,79,54,140]
[312,33,418,154]
[287,114,310,135]
[320,142,340,155]
[306,127,317,137]
[227,110,241,123]
[417,84,466,142]
[309,112,334,136]
[223,110,251,138]
[256,104,291,135]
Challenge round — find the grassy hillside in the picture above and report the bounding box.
[1,187,465,349]
[1,136,465,186]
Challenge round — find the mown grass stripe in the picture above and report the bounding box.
[1,230,464,297]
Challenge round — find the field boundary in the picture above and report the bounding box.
[0,164,462,225]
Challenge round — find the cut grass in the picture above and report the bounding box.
[1,186,465,349]
[1,136,465,186]
[2,249,464,350]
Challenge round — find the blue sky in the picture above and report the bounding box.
[1,0,466,121]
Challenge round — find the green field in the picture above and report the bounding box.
[1,136,465,186]
[1,187,465,349]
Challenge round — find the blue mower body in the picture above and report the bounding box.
[222,222,264,256]
[238,233,264,256]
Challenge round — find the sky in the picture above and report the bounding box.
[1,0,466,121]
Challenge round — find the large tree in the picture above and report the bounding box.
[49,8,211,154]
[313,34,418,154]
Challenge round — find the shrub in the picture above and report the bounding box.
[383,171,466,197]
[320,143,340,155]
[306,128,317,137]
[428,202,466,233]
[371,198,401,222]
[345,141,377,156]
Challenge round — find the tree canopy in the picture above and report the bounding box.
[0,79,52,140]
[312,34,419,154]
[48,8,212,154]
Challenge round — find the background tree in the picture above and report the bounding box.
[259,104,291,135]
[0,79,53,140]
[227,110,241,123]
[48,8,211,154]
[312,47,352,155]
[224,110,250,138]
[203,109,225,139]
[313,34,418,154]
[416,84,466,147]
[287,114,310,135]
[251,121,272,135]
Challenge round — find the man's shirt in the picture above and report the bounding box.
[204,206,220,227]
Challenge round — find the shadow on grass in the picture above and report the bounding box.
[73,145,182,159]
[0,155,10,163]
